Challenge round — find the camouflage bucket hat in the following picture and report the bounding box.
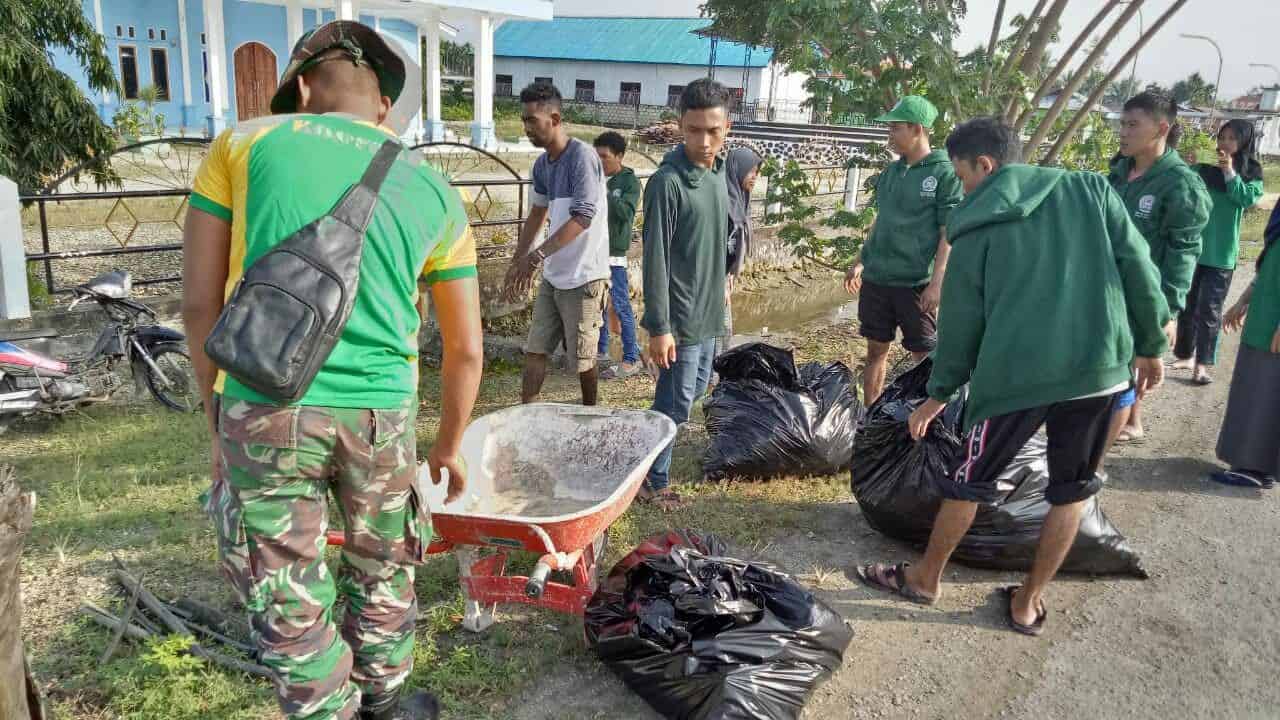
[270,20,406,115]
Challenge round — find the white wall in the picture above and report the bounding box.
[493,57,771,106]
[1258,115,1280,157]
[760,62,810,106]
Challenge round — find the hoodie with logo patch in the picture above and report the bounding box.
[1107,148,1211,314]
[863,149,964,287]
[641,146,728,345]
[927,165,1171,431]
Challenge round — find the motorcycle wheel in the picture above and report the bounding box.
[0,377,13,435]
[142,343,200,412]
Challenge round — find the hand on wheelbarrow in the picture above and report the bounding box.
[427,445,468,504]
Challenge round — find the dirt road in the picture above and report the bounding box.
[512,265,1277,720]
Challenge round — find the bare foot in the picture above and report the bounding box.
[1193,365,1213,385]
[1169,358,1195,371]
[1116,425,1146,443]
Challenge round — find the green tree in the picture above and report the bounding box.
[0,0,118,191]
[1170,72,1215,107]
[1104,75,1144,107]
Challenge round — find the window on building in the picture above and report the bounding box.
[118,46,139,100]
[148,28,155,40]
[202,50,210,102]
[534,76,552,87]
[495,74,513,97]
[127,26,135,38]
[727,87,745,111]
[160,29,167,41]
[201,32,206,45]
[150,47,170,101]
[667,85,685,108]
[574,79,595,103]
[620,82,641,106]
[115,25,123,37]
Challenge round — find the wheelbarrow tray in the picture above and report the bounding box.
[417,403,677,556]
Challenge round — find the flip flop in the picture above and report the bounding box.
[1000,585,1047,637]
[1115,428,1146,444]
[855,562,937,605]
[1208,469,1268,488]
[1193,374,1213,386]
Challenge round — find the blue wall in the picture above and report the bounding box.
[50,1,423,136]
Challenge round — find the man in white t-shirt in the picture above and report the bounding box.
[504,81,611,404]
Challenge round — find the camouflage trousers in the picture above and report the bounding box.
[203,397,430,720]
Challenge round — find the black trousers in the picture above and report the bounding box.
[1174,265,1234,366]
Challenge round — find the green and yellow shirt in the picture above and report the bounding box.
[191,113,476,409]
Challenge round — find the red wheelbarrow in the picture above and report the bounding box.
[327,403,676,632]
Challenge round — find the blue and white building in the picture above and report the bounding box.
[51,0,553,147]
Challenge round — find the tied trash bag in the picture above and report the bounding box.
[849,359,1146,578]
[585,530,853,720]
[704,344,862,480]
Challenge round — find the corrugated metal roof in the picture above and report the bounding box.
[494,17,771,68]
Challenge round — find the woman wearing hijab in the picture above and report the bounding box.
[1212,198,1280,488]
[1172,119,1266,384]
[717,147,763,357]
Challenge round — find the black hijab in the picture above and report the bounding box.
[725,147,762,277]
[1197,118,1264,192]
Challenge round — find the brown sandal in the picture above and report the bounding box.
[855,562,937,605]
[637,487,688,511]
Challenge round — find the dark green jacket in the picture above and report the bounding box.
[929,165,1171,431]
[1197,171,1264,270]
[1107,149,1211,313]
[863,149,963,287]
[641,147,728,345]
[606,167,642,257]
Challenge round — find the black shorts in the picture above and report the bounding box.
[857,280,936,352]
[939,393,1119,506]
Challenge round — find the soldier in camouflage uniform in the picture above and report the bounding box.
[182,21,484,720]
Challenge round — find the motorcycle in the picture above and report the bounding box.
[0,270,197,434]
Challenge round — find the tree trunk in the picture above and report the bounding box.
[982,0,1007,94]
[1014,0,1121,132]
[1023,0,1145,158]
[1040,0,1190,166]
[992,0,1049,110]
[0,467,38,720]
[1002,0,1072,119]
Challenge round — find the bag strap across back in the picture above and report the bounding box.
[331,139,403,232]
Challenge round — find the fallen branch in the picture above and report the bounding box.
[98,568,145,665]
[112,563,272,679]
[80,603,153,643]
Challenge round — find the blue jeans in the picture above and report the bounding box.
[597,265,640,363]
[646,338,717,491]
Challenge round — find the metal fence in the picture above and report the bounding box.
[20,138,854,295]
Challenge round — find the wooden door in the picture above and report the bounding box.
[233,42,278,121]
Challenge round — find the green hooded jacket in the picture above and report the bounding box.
[863,149,964,287]
[1107,149,1211,313]
[641,146,728,345]
[928,165,1171,431]
[606,167,642,257]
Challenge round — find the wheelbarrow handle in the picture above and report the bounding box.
[525,561,553,599]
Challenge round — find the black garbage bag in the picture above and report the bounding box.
[704,344,862,480]
[850,359,1146,578]
[585,530,853,720]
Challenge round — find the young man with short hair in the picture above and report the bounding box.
[593,130,643,379]
[856,117,1169,636]
[505,82,611,405]
[640,78,732,509]
[845,95,963,405]
[182,21,484,720]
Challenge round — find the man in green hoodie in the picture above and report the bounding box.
[639,78,730,509]
[1105,92,1211,445]
[594,131,643,378]
[856,118,1169,636]
[845,95,963,405]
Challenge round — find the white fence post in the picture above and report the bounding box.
[843,165,862,210]
[0,177,31,321]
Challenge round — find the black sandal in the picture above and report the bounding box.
[1001,585,1047,636]
[855,562,937,605]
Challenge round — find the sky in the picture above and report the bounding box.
[551,0,1280,100]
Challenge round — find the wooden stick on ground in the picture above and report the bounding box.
[111,563,272,679]
[98,568,145,665]
[80,603,154,643]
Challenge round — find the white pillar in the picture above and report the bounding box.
[177,0,194,129]
[0,178,31,321]
[471,13,496,149]
[286,0,304,48]
[422,11,446,142]
[202,0,229,135]
[337,0,357,21]
[843,166,861,210]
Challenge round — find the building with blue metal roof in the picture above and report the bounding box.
[493,17,811,118]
